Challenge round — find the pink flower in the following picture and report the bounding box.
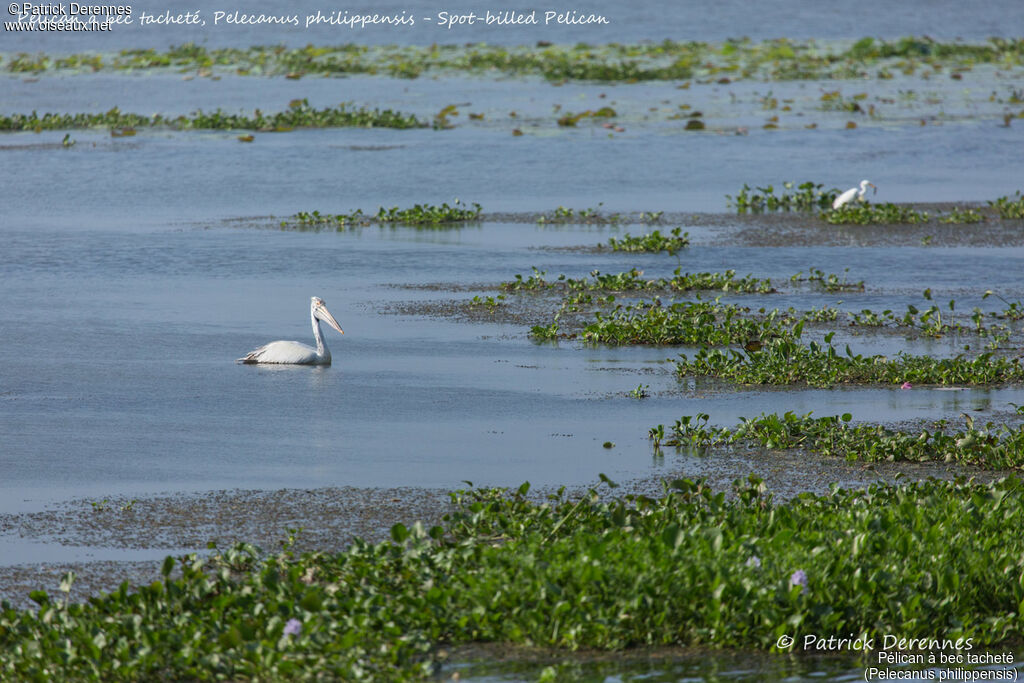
[900,382,912,390]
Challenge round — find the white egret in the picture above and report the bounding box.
[832,179,877,209]
[238,296,344,365]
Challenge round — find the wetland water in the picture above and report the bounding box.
[2,0,1024,679]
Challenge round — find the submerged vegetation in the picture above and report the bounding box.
[0,99,426,132]
[653,411,1024,469]
[5,475,1024,679]
[6,37,1024,83]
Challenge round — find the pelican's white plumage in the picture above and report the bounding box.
[238,296,344,365]
[832,179,877,209]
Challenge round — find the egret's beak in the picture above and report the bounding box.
[316,305,344,335]
[869,183,878,194]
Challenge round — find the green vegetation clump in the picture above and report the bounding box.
[503,267,773,294]
[822,203,929,224]
[0,99,426,132]
[989,191,1024,219]
[676,337,1024,387]
[790,268,864,292]
[728,182,839,213]
[4,476,1024,679]
[653,411,1024,469]
[536,205,622,225]
[605,227,690,255]
[570,300,795,346]
[289,201,482,227]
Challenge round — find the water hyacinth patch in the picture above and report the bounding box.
[286,201,482,228]
[0,99,427,132]
[10,37,1024,83]
[502,267,774,294]
[651,410,1024,469]
[676,337,1024,387]
[5,476,1024,679]
[822,203,929,224]
[989,191,1024,219]
[728,181,840,213]
[604,227,690,255]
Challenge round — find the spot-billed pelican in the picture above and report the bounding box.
[832,179,877,209]
[238,296,344,365]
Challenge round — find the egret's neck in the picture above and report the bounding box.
[311,310,329,359]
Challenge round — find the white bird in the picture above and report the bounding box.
[832,179,877,209]
[238,296,344,365]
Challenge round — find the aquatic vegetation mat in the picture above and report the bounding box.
[4,476,1024,679]
[7,37,1024,83]
[287,201,482,227]
[728,182,840,213]
[676,338,1024,387]
[652,411,1024,469]
[0,99,426,132]
[531,299,797,345]
[603,227,690,255]
[502,267,773,294]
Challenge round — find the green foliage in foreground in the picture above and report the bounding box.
[604,227,690,255]
[0,99,426,132]
[653,411,1024,469]
[290,201,482,227]
[676,337,1024,387]
[4,476,1024,679]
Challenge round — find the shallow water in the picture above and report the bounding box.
[2,219,1022,515]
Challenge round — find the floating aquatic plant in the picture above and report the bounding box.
[989,191,1024,219]
[5,475,1024,678]
[604,227,690,255]
[728,182,840,213]
[286,201,482,228]
[653,410,1024,469]
[0,99,427,132]
[676,335,1024,387]
[822,202,930,224]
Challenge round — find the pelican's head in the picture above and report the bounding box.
[311,296,344,335]
[860,179,877,195]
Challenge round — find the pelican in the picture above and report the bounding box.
[832,179,877,209]
[238,296,344,365]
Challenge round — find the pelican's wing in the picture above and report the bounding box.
[237,340,319,364]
